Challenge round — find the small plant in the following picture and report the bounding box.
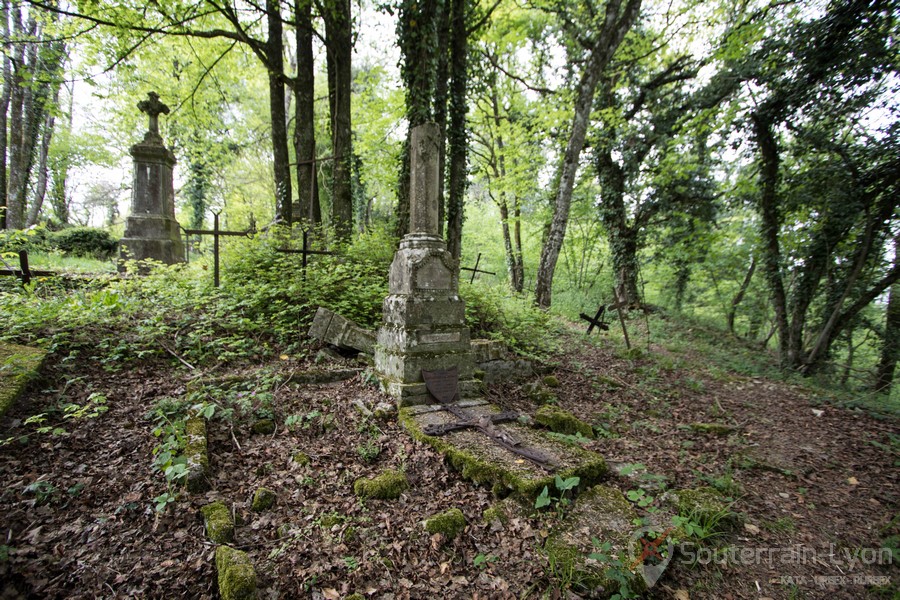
[24,479,58,506]
[342,556,359,571]
[588,538,641,600]
[625,489,655,509]
[535,475,581,516]
[356,440,382,463]
[473,553,497,569]
[545,431,592,446]
[153,491,177,512]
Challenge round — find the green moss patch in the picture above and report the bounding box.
[660,487,740,530]
[353,469,408,500]
[291,450,311,466]
[183,417,210,493]
[424,508,466,538]
[534,405,594,439]
[0,342,46,418]
[215,545,257,600]
[251,487,276,511]
[545,485,645,596]
[251,419,275,435]
[399,402,607,501]
[201,501,235,544]
[688,422,735,436]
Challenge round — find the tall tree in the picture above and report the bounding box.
[533,0,642,308]
[293,0,320,225]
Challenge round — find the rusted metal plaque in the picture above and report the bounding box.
[422,366,459,404]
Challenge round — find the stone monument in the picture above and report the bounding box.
[118,91,184,269]
[374,123,478,406]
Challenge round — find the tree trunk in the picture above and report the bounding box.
[727,256,757,335]
[433,1,450,234]
[512,196,524,292]
[751,112,790,366]
[534,0,642,308]
[596,148,640,304]
[0,0,12,230]
[266,0,292,226]
[294,0,320,225]
[6,5,29,230]
[445,0,467,260]
[874,280,900,393]
[323,0,353,240]
[25,106,54,226]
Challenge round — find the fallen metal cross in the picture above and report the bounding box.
[579,305,609,335]
[421,367,558,470]
[460,253,496,284]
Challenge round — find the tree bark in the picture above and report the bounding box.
[445,0,467,260]
[266,0,292,225]
[874,280,900,393]
[323,0,353,239]
[751,112,790,366]
[0,0,12,230]
[534,0,642,308]
[293,0,320,225]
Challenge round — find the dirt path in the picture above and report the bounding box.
[0,326,896,599]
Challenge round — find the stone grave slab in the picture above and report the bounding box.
[399,399,607,498]
[308,307,376,354]
[0,342,46,417]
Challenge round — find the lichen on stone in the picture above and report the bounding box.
[534,405,594,439]
[353,469,409,500]
[183,417,210,493]
[424,508,466,538]
[251,487,276,512]
[215,545,257,600]
[200,501,235,544]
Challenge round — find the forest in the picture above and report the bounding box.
[0,0,899,598]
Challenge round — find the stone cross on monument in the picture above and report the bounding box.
[374,123,478,406]
[137,91,170,141]
[118,91,184,270]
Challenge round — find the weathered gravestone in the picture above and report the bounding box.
[118,92,185,269]
[373,123,479,406]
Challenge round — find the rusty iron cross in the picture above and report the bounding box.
[421,367,559,470]
[138,91,170,136]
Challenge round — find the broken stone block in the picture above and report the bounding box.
[251,487,276,512]
[215,545,257,600]
[424,507,466,538]
[353,469,409,500]
[471,339,505,363]
[201,501,235,544]
[184,417,210,493]
[308,307,375,354]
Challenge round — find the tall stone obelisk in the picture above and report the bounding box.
[118,92,184,269]
[374,123,477,406]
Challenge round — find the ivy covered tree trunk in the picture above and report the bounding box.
[445,0,467,260]
[534,0,643,308]
[0,0,11,229]
[323,0,353,240]
[874,280,900,393]
[266,0,292,226]
[293,0,320,225]
[752,112,790,366]
[595,148,641,304]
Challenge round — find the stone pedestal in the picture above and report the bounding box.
[374,123,477,406]
[119,92,184,268]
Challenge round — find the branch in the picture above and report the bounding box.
[478,47,554,95]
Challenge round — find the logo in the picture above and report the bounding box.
[629,526,675,588]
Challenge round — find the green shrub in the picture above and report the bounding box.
[49,227,118,259]
[462,282,559,357]
[0,226,52,256]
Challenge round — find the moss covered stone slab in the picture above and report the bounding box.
[0,342,46,418]
[535,405,594,439]
[201,501,235,544]
[353,469,409,500]
[400,401,607,499]
[184,417,210,493]
[251,488,276,511]
[215,546,257,600]
[545,485,646,597]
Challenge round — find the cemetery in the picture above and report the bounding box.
[1,0,898,598]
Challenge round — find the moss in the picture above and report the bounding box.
[353,469,408,500]
[215,546,257,600]
[345,594,364,600]
[0,343,46,418]
[398,407,607,502]
[542,375,560,388]
[534,405,595,439]
[183,417,210,493]
[291,451,311,466]
[689,422,734,436]
[252,419,276,435]
[251,487,276,512]
[200,501,234,544]
[424,508,466,538]
[661,487,740,530]
[319,512,345,528]
[482,503,510,525]
[523,382,557,405]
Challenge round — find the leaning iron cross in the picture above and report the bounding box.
[421,367,559,470]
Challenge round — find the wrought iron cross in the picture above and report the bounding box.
[138,91,170,136]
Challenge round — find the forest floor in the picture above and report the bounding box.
[0,315,897,600]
